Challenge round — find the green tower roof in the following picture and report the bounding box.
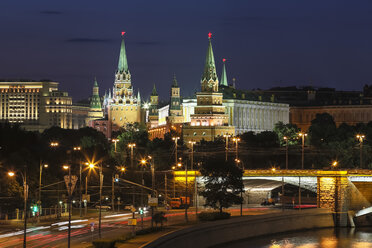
[117,32,129,73]
[90,78,102,109]
[202,33,218,82]
[220,59,228,86]
[151,84,158,96]
[172,74,179,87]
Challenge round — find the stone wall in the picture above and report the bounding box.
[143,209,334,248]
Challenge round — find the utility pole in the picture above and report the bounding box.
[357,134,365,168]
[223,134,230,161]
[164,173,168,206]
[233,137,240,160]
[185,162,188,222]
[128,143,136,168]
[99,163,103,238]
[299,133,307,169]
[85,176,88,216]
[112,176,115,212]
[38,162,48,223]
[283,136,288,170]
[188,141,195,170]
[298,176,301,211]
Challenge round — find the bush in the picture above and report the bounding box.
[92,239,116,248]
[198,211,231,221]
[153,211,167,227]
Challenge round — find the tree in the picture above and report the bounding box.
[274,122,300,146]
[200,156,243,213]
[308,113,337,147]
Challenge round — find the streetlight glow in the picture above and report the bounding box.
[8,171,15,177]
[332,161,338,167]
[63,165,69,170]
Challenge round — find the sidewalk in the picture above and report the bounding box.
[116,224,189,248]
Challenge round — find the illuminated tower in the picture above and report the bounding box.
[168,75,183,124]
[108,32,141,128]
[220,58,228,87]
[183,33,234,143]
[87,78,104,123]
[148,84,159,127]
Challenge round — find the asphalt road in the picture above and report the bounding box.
[0,207,276,248]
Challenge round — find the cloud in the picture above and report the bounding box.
[130,41,163,47]
[65,38,112,43]
[40,10,63,15]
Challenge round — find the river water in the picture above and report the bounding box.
[220,228,372,248]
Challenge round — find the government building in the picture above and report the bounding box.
[148,35,289,140]
[0,81,72,131]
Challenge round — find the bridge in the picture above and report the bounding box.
[174,169,372,226]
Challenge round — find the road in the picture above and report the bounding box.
[0,207,277,248]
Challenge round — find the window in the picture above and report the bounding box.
[193,132,197,136]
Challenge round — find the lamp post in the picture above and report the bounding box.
[223,134,231,161]
[73,146,82,217]
[356,134,365,168]
[128,143,136,168]
[140,159,146,210]
[62,165,72,248]
[298,132,307,169]
[38,163,48,223]
[112,139,119,153]
[188,141,196,170]
[8,170,27,248]
[177,161,188,222]
[332,160,338,169]
[98,163,103,238]
[232,137,240,160]
[283,136,289,170]
[172,137,180,165]
[235,159,244,216]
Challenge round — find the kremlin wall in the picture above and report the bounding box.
[1,33,372,140]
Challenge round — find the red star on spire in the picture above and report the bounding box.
[223,58,226,62]
[121,31,126,36]
[208,32,212,39]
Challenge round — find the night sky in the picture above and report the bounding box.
[2,0,372,102]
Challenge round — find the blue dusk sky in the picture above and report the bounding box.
[2,0,372,101]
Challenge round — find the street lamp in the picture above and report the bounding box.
[112,139,119,153]
[88,162,104,238]
[128,143,136,168]
[235,159,244,216]
[188,141,196,170]
[50,142,59,147]
[38,163,48,223]
[176,161,188,222]
[223,134,231,161]
[332,160,338,169]
[172,137,180,165]
[298,132,307,169]
[232,137,241,160]
[356,134,365,168]
[8,170,27,248]
[62,165,72,248]
[283,136,289,170]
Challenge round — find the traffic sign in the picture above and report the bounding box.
[82,194,91,203]
[148,197,158,207]
[128,218,137,226]
[64,175,78,196]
